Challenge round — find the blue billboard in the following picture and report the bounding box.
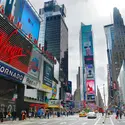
[20,0,40,40]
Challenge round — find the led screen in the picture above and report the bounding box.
[0,15,33,73]
[20,0,40,40]
[86,80,95,94]
[43,61,53,88]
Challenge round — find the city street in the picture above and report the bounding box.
[1,114,125,125]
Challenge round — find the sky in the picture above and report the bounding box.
[30,0,125,101]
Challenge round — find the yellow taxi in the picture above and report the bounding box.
[79,111,87,117]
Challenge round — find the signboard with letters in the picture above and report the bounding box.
[48,100,61,106]
[23,75,39,89]
[0,61,25,82]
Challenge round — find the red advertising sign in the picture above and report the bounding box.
[0,16,32,73]
[86,80,95,94]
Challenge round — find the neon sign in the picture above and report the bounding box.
[42,47,56,64]
[0,29,26,62]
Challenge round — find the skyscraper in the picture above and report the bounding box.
[39,0,68,100]
[104,24,114,105]
[79,23,96,106]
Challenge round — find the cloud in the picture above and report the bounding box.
[29,0,125,99]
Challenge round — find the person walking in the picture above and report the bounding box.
[0,111,3,122]
[120,110,123,119]
[116,109,119,119]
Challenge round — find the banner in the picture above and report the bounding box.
[86,80,95,94]
[0,61,25,82]
[28,50,42,79]
[84,56,94,64]
[43,61,53,88]
[86,64,94,79]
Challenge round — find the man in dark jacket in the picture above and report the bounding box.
[0,112,3,122]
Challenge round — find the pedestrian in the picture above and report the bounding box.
[116,109,119,119]
[0,111,3,122]
[12,111,16,121]
[29,112,32,119]
[47,111,50,119]
[66,111,68,117]
[120,110,123,119]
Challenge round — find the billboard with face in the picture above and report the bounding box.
[65,92,72,101]
[86,80,95,94]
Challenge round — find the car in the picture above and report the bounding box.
[79,111,87,117]
[87,112,97,119]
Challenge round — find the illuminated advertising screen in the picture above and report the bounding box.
[43,61,53,88]
[86,64,94,79]
[20,0,40,40]
[28,49,42,78]
[0,15,33,73]
[65,81,72,94]
[84,56,93,64]
[65,92,72,101]
[86,80,95,94]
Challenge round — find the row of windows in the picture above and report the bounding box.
[46,16,61,21]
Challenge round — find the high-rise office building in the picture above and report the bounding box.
[39,0,68,100]
[79,23,96,106]
[104,24,114,105]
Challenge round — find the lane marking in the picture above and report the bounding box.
[69,120,83,125]
[94,117,101,125]
[82,122,87,125]
[110,117,115,125]
[60,122,67,124]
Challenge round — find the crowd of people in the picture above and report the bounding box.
[0,109,74,122]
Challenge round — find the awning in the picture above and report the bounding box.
[48,105,63,109]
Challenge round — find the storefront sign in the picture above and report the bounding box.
[23,75,39,88]
[0,61,24,82]
[48,100,61,106]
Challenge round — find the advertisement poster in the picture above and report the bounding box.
[46,81,60,100]
[84,56,94,64]
[86,64,94,78]
[65,93,72,101]
[43,61,53,88]
[86,80,95,94]
[28,50,42,78]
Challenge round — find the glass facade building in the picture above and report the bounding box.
[79,23,96,103]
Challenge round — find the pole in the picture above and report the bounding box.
[103,84,106,110]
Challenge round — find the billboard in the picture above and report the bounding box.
[65,92,72,101]
[86,80,95,94]
[28,49,42,78]
[43,61,53,88]
[46,81,60,100]
[84,56,94,64]
[86,64,94,79]
[65,81,72,94]
[0,15,33,73]
[20,0,40,40]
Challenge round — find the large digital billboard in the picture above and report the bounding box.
[28,49,42,78]
[85,64,94,79]
[84,56,94,64]
[86,80,95,94]
[13,0,40,41]
[20,0,40,40]
[43,61,53,88]
[65,81,72,94]
[0,14,33,73]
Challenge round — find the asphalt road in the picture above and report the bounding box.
[1,114,125,125]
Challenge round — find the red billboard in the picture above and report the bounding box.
[0,15,32,73]
[86,80,95,94]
